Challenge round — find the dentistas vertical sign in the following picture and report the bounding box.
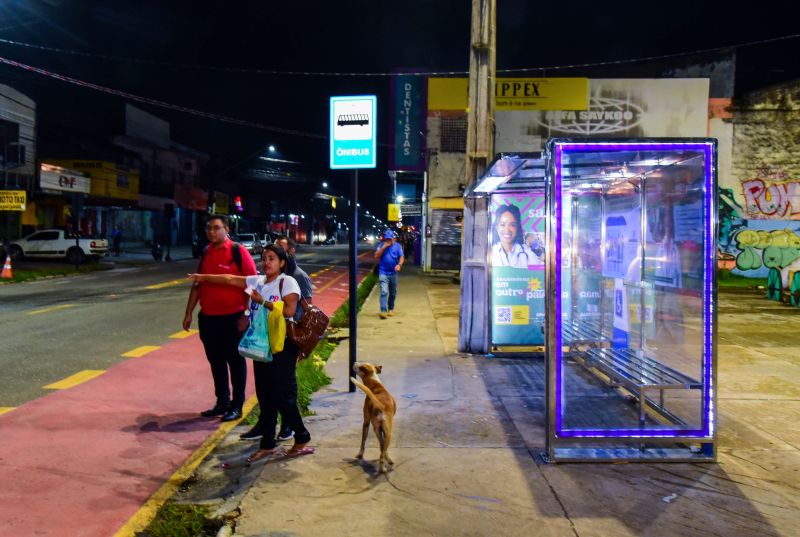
[330,95,377,169]
[390,74,426,171]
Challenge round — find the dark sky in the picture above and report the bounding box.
[1,0,799,215]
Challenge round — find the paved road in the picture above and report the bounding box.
[0,244,369,407]
[0,243,375,537]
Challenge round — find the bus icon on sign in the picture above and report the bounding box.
[337,114,369,127]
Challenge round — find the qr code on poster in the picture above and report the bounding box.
[495,307,512,324]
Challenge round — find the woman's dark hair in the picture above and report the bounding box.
[492,204,524,246]
[262,244,296,274]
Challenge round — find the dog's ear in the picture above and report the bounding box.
[376,365,382,374]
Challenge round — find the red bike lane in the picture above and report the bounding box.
[0,260,372,537]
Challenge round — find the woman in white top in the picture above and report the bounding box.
[188,244,313,462]
[491,204,530,269]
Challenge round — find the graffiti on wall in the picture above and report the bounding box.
[718,184,800,282]
[733,228,800,286]
[741,167,800,219]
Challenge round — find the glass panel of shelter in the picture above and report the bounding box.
[557,149,707,436]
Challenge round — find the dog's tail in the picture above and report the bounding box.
[350,377,386,411]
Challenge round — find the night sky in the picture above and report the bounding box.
[1,0,799,215]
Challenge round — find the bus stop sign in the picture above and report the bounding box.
[330,95,377,169]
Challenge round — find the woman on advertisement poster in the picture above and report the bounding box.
[491,204,539,268]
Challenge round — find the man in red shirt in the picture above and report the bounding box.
[183,215,258,421]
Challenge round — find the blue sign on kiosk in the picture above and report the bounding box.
[330,95,377,169]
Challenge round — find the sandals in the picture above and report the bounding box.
[246,445,315,464]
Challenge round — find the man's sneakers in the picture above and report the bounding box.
[277,428,295,442]
[240,426,264,441]
[387,310,394,317]
[379,312,388,319]
[221,407,243,422]
[200,401,229,417]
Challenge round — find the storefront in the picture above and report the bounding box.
[461,139,718,462]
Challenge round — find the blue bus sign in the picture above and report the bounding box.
[330,95,377,169]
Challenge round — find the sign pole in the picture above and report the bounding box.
[329,94,376,393]
[348,169,358,392]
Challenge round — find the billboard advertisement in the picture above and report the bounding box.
[494,79,710,153]
[490,193,546,345]
[390,75,426,171]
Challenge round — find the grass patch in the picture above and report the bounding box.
[1,261,110,284]
[137,503,222,537]
[329,271,378,328]
[718,268,766,289]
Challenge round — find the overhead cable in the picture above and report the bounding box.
[0,55,328,140]
[0,32,798,77]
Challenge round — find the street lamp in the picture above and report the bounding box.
[268,145,276,153]
[322,182,328,188]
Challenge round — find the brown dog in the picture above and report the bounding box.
[351,362,397,473]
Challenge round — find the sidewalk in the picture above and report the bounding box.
[183,267,799,537]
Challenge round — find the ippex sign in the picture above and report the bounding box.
[330,95,377,169]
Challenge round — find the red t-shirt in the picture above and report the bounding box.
[198,239,258,315]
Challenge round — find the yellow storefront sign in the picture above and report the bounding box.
[387,203,400,222]
[428,77,589,111]
[0,190,26,211]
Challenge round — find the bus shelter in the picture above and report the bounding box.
[461,139,718,462]
[460,153,547,353]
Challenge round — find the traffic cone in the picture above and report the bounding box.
[1,255,12,279]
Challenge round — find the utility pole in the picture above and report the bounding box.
[465,0,496,187]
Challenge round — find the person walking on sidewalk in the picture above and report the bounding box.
[374,229,404,319]
[182,214,258,422]
[188,244,313,462]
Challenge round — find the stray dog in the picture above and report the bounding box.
[351,362,397,473]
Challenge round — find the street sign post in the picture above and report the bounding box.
[330,95,377,170]
[330,95,377,392]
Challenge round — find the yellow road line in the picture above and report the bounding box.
[113,396,259,537]
[44,370,105,390]
[145,279,189,290]
[26,304,75,316]
[169,329,198,339]
[315,271,348,294]
[0,407,15,415]
[121,345,161,358]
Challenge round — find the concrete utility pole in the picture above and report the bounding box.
[465,0,496,187]
[458,0,496,354]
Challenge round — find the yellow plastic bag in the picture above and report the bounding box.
[267,300,286,354]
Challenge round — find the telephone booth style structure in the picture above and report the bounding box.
[545,139,717,462]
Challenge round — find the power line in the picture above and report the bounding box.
[0,55,328,141]
[0,32,798,77]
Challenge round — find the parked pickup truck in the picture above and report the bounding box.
[8,229,109,264]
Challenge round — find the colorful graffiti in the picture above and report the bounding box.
[742,178,800,220]
[734,228,800,286]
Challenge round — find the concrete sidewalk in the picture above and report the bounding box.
[183,269,798,537]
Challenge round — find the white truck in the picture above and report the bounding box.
[8,229,109,264]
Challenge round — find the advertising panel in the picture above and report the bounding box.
[390,75,426,171]
[490,193,546,345]
[494,79,710,153]
[427,78,588,111]
[0,190,26,211]
[40,163,91,194]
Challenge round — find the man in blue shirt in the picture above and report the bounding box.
[374,229,405,319]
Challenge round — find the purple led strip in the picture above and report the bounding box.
[554,141,715,439]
